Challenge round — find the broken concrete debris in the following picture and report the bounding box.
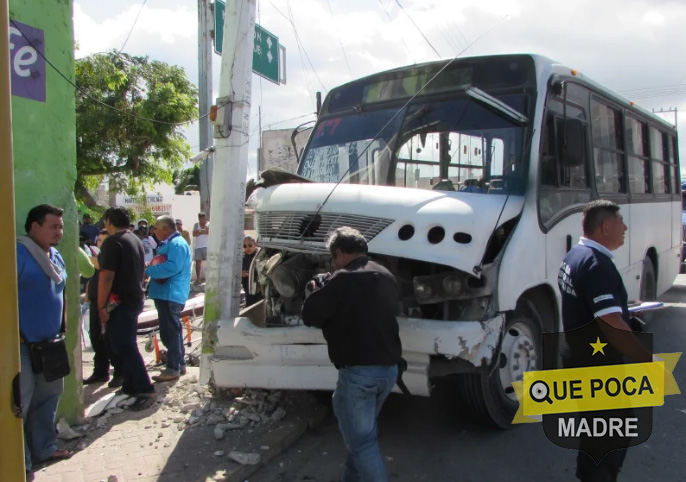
[228,451,261,465]
[80,372,295,462]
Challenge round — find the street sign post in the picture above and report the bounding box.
[214,0,281,84]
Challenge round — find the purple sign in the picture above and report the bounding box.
[9,20,46,102]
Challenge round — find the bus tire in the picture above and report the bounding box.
[639,257,657,323]
[458,300,542,429]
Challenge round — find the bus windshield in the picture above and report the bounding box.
[299,93,528,194]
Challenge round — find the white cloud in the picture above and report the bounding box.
[74,0,686,174]
[643,11,666,25]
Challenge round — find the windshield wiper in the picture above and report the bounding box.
[465,87,528,124]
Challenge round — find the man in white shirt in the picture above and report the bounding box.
[192,212,210,284]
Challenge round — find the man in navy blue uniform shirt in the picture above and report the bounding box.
[558,200,651,482]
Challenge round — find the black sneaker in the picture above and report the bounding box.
[83,373,109,385]
[108,376,124,388]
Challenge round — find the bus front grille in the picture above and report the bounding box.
[257,211,394,251]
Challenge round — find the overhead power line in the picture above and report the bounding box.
[619,83,686,100]
[11,19,211,127]
[377,0,416,64]
[325,0,353,79]
[119,0,148,53]
[286,0,327,92]
[394,0,441,58]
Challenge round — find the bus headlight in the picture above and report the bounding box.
[414,280,434,301]
[442,275,464,297]
[413,271,468,304]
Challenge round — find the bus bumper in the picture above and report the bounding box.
[206,314,505,397]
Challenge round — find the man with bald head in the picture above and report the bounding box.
[145,215,192,382]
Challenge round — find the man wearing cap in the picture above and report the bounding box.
[135,220,157,265]
[175,219,191,245]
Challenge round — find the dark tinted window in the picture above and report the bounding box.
[539,94,591,224]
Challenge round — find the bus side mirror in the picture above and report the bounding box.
[562,119,585,167]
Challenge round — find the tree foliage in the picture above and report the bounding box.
[75,51,198,207]
[174,165,201,194]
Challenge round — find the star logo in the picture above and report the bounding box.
[590,337,608,356]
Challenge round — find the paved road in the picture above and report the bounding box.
[250,276,686,482]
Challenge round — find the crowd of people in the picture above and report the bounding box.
[17,204,263,473]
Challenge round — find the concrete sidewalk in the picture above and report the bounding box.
[32,305,327,482]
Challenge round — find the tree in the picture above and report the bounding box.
[174,165,201,194]
[75,51,198,208]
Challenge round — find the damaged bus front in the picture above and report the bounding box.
[209,54,550,428]
[209,54,681,427]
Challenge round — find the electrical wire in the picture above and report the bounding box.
[264,111,317,129]
[268,0,316,102]
[377,0,416,64]
[298,13,510,240]
[438,22,463,56]
[618,83,686,100]
[325,0,353,79]
[119,0,148,53]
[10,19,214,127]
[394,0,441,58]
[286,0,327,92]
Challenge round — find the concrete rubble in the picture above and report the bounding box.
[228,451,261,465]
[83,374,289,442]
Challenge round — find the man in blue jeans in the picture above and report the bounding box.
[98,207,156,411]
[17,204,73,471]
[302,227,402,482]
[146,215,192,382]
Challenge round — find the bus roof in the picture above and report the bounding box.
[322,53,677,133]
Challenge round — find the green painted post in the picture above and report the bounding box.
[9,0,82,422]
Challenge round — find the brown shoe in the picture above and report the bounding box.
[152,373,180,383]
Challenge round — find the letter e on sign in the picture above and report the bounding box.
[8,20,46,102]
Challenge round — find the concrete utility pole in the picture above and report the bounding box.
[201,0,256,383]
[198,0,214,214]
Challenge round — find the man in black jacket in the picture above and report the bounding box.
[302,227,402,482]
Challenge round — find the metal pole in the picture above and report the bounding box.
[198,0,214,215]
[200,0,256,384]
[0,0,28,478]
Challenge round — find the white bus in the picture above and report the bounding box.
[208,54,681,428]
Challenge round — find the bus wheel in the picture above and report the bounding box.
[639,257,657,323]
[458,301,542,429]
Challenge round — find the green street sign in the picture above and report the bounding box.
[252,24,280,84]
[213,1,281,84]
[213,0,225,56]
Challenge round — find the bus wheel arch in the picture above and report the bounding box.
[458,289,554,429]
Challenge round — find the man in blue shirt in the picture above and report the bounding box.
[17,204,73,471]
[146,215,192,382]
[558,200,651,482]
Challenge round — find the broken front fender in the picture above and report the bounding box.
[207,314,504,396]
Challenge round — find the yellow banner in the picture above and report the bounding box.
[512,352,681,424]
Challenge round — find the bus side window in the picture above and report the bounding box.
[539,98,591,225]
